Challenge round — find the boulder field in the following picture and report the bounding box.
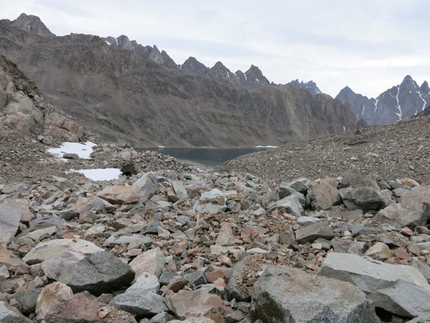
[1,143,430,322]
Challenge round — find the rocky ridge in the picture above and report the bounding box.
[0,13,359,147]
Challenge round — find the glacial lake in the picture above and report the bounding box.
[137,147,277,166]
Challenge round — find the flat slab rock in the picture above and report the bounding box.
[22,238,103,264]
[317,252,430,318]
[252,265,380,323]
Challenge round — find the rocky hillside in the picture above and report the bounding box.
[1,112,430,322]
[0,55,86,142]
[0,14,358,148]
[336,75,430,126]
[220,113,430,186]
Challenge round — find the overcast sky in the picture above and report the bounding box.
[3,0,430,98]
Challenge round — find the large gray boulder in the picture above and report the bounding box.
[132,172,158,200]
[338,187,386,213]
[374,186,430,228]
[252,265,380,323]
[58,251,135,295]
[317,252,430,318]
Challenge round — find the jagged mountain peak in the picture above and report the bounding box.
[11,13,55,37]
[338,75,430,126]
[181,57,208,77]
[288,79,323,97]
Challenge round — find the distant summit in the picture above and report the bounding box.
[288,79,324,97]
[10,13,55,37]
[337,75,430,125]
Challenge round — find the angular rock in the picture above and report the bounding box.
[22,238,103,264]
[0,300,32,323]
[252,265,380,323]
[339,186,386,213]
[36,282,73,321]
[308,177,342,210]
[44,292,137,323]
[129,247,165,279]
[58,251,135,295]
[364,242,393,261]
[295,221,334,244]
[41,250,86,280]
[193,189,227,214]
[374,203,424,229]
[110,290,167,318]
[172,180,189,202]
[266,194,304,217]
[132,172,158,200]
[339,169,379,189]
[97,185,139,204]
[127,272,160,293]
[215,223,235,246]
[318,252,430,318]
[166,290,231,320]
[13,288,42,314]
[0,199,29,245]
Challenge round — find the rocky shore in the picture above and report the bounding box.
[1,138,430,323]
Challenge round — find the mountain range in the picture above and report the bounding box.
[0,13,427,147]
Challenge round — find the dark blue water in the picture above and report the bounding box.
[138,147,277,166]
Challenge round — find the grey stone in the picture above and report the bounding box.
[339,169,379,189]
[172,181,189,202]
[0,199,25,245]
[148,312,170,323]
[127,272,159,293]
[410,259,430,283]
[185,269,208,287]
[295,221,334,244]
[317,252,430,318]
[58,251,135,295]
[129,247,166,279]
[227,255,255,302]
[339,187,386,213]
[374,203,424,229]
[266,194,304,217]
[0,300,32,323]
[193,189,227,214]
[132,172,158,200]
[252,265,380,323]
[110,291,167,319]
[13,288,42,314]
[276,185,306,207]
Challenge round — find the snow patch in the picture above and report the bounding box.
[71,168,122,181]
[254,145,278,148]
[373,99,379,112]
[48,142,96,159]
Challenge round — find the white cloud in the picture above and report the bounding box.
[2,0,430,97]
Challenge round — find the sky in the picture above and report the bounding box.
[3,0,430,98]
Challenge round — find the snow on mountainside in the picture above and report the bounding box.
[336,76,430,125]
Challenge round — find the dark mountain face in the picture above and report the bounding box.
[0,14,359,147]
[336,76,430,125]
